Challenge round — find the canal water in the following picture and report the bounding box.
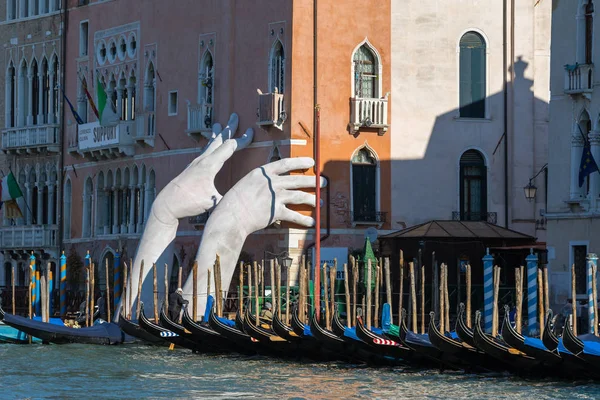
[1,344,599,399]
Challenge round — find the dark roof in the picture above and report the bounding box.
[380,220,535,240]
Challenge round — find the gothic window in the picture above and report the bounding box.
[459,150,487,221]
[459,32,486,118]
[352,147,378,222]
[6,62,15,128]
[586,0,594,64]
[41,58,49,124]
[31,59,39,125]
[353,44,378,99]
[144,62,156,113]
[270,40,285,94]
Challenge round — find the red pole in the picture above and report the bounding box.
[315,105,321,320]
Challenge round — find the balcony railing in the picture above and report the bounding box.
[0,225,58,249]
[188,212,209,230]
[564,63,594,95]
[257,92,285,131]
[1,124,60,154]
[74,120,135,160]
[352,211,387,224]
[186,102,213,139]
[349,96,389,135]
[135,112,155,146]
[452,211,498,224]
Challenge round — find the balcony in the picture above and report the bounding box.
[1,124,60,154]
[564,63,594,97]
[256,91,286,131]
[349,96,389,135]
[452,211,498,224]
[352,211,387,226]
[0,225,58,250]
[71,120,135,160]
[186,102,213,140]
[188,212,209,230]
[135,112,155,147]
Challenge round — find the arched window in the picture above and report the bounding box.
[41,58,49,124]
[270,41,285,94]
[6,62,15,128]
[459,150,487,221]
[353,44,378,99]
[18,60,28,127]
[64,179,72,239]
[352,147,378,222]
[144,62,156,113]
[586,1,594,64]
[459,32,486,118]
[82,177,93,237]
[31,59,39,125]
[199,50,214,129]
[128,72,137,121]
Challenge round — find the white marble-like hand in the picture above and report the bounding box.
[120,114,253,320]
[182,157,327,318]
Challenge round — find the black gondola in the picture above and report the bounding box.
[208,303,261,353]
[562,315,600,371]
[0,304,124,345]
[472,310,543,375]
[427,311,501,373]
[117,313,169,346]
[272,311,301,341]
[455,303,476,349]
[159,305,225,352]
[354,316,416,363]
[291,305,310,337]
[138,303,200,351]
[542,310,559,352]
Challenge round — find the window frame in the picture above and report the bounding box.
[349,145,381,225]
[569,240,590,298]
[458,149,488,221]
[79,20,89,57]
[350,38,383,100]
[168,90,178,116]
[269,39,285,94]
[456,29,489,120]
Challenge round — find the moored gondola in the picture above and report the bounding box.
[456,303,476,348]
[159,305,223,352]
[542,310,559,352]
[354,316,416,363]
[562,315,600,371]
[138,303,200,351]
[272,311,301,341]
[117,313,169,346]
[208,304,260,354]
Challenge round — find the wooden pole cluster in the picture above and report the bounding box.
[260,262,265,307]
[409,261,417,333]
[492,265,501,337]
[420,263,425,334]
[40,275,47,323]
[444,263,450,333]
[192,261,198,321]
[136,260,144,321]
[572,264,577,336]
[247,263,253,318]
[351,255,358,327]
[537,268,544,337]
[515,266,523,334]
[385,258,392,325]
[374,263,380,328]
[439,263,445,333]
[239,261,244,315]
[465,264,472,329]
[399,250,404,327]
[164,263,169,313]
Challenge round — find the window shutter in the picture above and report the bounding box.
[459,32,486,118]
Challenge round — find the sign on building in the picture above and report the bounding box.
[311,247,349,280]
[78,121,119,151]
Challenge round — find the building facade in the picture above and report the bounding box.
[389,0,550,240]
[547,0,599,309]
[0,0,64,307]
[60,0,392,303]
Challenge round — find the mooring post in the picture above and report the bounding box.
[526,249,539,336]
[587,253,598,334]
[482,249,494,334]
[60,251,67,317]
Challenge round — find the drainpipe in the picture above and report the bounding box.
[57,0,69,260]
[313,0,321,320]
[503,0,512,229]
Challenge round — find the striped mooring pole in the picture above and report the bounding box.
[587,253,598,334]
[483,249,494,333]
[60,251,67,317]
[30,252,36,316]
[526,249,539,336]
[48,265,53,316]
[113,250,121,310]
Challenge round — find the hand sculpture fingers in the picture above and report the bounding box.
[264,157,315,175]
[277,175,327,190]
[279,190,318,207]
[202,114,239,157]
[219,113,240,141]
[277,206,315,227]
[210,128,255,171]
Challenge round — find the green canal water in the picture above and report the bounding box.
[1,344,599,399]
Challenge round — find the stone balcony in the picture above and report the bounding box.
[349,96,389,135]
[68,120,135,160]
[256,92,285,131]
[135,112,155,147]
[564,63,594,97]
[1,124,60,154]
[0,224,58,250]
[186,102,213,140]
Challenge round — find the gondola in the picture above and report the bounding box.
[354,316,416,363]
[0,304,124,345]
[500,305,563,367]
[562,314,600,370]
[472,310,544,376]
[159,305,225,352]
[138,303,200,351]
[455,303,476,348]
[242,308,299,358]
[272,310,302,342]
[542,310,559,352]
[208,303,260,353]
[116,313,169,346]
[291,305,311,337]
[181,306,247,354]
[427,311,502,373]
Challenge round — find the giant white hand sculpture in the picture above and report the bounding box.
[123,114,253,319]
[181,157,326,318]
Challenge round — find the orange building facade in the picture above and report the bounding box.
[61,0,391,287]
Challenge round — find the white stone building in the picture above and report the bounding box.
[547,0,600,308]
[389,0,550,239]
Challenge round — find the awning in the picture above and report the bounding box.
[380,220,535,240]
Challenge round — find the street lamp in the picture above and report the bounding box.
[282,255,293,269]
[523,163,548,202]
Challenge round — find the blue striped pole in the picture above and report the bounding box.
[30,252,36,316]
[48,266,53,316]
[60,251,67,316]
[114,250,121,310]
[526,249,539,336]
[587,253,598,334]
[35,270,40,316]
[483,249,494,333]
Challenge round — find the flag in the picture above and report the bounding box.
[0,172,23,219]
[579,138,599,187]
[96,76,119,126]
[62,90,84,125]
[82,79,100,119]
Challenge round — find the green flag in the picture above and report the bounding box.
[96,77,118,126]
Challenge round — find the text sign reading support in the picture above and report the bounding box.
[78,121,119,151]
[312,247,348,280]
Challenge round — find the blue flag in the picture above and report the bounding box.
[62,89,84,125]
[579,138,599,187]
